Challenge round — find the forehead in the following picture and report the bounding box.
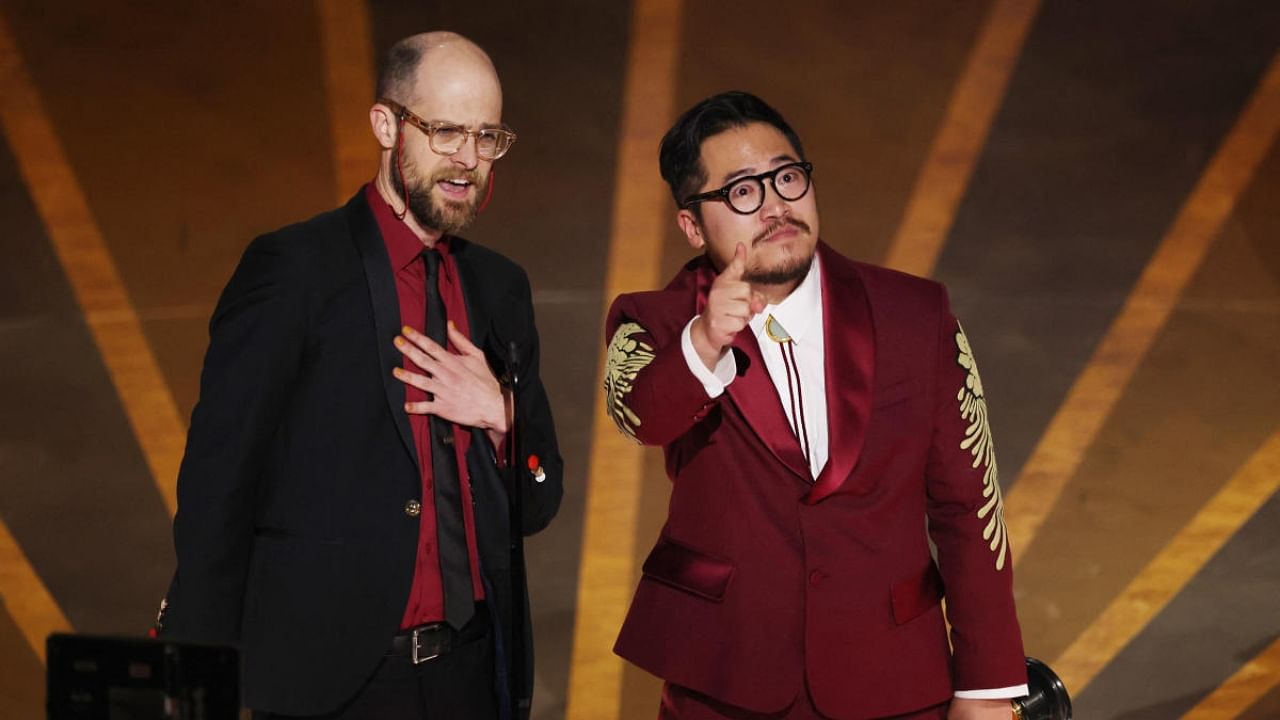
[697,123,799,185]
[407,54,503,125]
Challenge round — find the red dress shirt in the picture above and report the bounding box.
[365,184,485,629]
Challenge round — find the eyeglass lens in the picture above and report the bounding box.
[429,124,510,160]
[726,164,810,213]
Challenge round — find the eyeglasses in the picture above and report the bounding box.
[681,161,813,214]
[378,97,517,161]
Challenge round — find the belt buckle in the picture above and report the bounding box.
[410,624,448,664]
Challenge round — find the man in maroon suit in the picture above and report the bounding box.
[603,92,1027,719]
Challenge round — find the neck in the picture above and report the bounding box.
[374,166,444,248]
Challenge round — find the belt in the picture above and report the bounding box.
[389,605,488,665]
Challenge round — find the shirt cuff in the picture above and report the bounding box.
[953,685,1028,700]
[680,316,737,398]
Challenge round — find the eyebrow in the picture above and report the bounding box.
[719,154,799,186]
[426,119,506,131]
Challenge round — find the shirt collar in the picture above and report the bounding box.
[365,183,453,271]
[749,253,822,345]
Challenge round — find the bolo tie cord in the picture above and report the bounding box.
[780,340,812,469]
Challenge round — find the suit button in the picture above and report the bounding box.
[404,499,422,517]
[809,570,825,586]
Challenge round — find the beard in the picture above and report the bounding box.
[390,154,488,234]
[741,218,815,286]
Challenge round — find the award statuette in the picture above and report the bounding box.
[1012,657,1072,720]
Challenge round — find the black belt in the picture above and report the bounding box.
[389,605,488,664]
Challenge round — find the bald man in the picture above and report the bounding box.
[160,32,563,719]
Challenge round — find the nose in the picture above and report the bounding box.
[451,133,480,170]
[759,179,790,220]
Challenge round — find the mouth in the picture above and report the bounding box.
[754,220,806,246]
[436,177,475,200]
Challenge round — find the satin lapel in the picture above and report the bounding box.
[705,255,809,482]
[806,245,875,504]
[350,193,419,470]
[449,238,488,352]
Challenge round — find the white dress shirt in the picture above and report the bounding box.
[678,254,1027,701]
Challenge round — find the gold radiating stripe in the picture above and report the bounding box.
[0,10,183,660]
[1004,51,1280,558]
[0,14,185,517]
[0,518,69,663]
[315,0,375,202]
[883,0,1040,276]
[1181,634,1280,719]
[1051,430,1280,694]
[565,1,682,718]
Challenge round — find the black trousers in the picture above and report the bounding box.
[254,609,497,720]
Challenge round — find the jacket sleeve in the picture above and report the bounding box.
[603,295,718,448]
[162,233,308,644]
[923,287,1027,692]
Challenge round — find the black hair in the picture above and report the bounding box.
[658,91,806,207]
[376,38,424,102]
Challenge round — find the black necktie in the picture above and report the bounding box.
[423,248,475,630]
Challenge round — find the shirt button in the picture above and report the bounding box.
[404,499,422,517]
[809,570,825,587]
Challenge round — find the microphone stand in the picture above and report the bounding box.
[502,340,529,720]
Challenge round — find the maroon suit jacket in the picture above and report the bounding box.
[604,242,1025,719]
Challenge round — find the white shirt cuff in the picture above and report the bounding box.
[681,316,737,398]
[953,685,1028,700]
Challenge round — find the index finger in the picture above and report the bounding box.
[723,242,748,280]
[400,325,445,358]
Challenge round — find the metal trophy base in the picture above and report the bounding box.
[1013,657,1073,720]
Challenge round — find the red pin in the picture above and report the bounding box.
[526,454,540,471]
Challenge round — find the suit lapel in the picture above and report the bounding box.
[349,192,419,470]
[450,238,489,354]
[726,331,812,482]
[686,260,809,483]
[806,244,875,505]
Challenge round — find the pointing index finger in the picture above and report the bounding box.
[723,242,748,280]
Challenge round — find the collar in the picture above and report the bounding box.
[749,253,822,345]
[364,183,453,271]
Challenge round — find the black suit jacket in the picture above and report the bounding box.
[162,191,563,715]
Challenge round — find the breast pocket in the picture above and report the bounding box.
[873,378,921,411]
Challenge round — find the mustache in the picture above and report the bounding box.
[430,168,482,186]
[752,218,811,246]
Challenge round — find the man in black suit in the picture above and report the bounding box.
[160,31,563,719]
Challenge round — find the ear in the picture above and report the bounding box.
[677,209,705,250]
[370,104,398,150]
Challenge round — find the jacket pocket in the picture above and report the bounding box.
[641,536,735,602]
[891,561,944,625]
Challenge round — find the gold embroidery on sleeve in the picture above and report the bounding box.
[955,322,1010,571]
[605,322,655,443]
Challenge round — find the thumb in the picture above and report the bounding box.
[724,242,748,279]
